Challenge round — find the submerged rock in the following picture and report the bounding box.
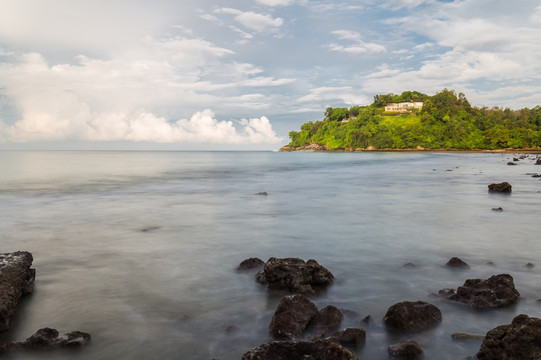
[491,207,503,212]
[237,258,265,271]
[330,328,366,348]
[451,332,485,341]
[477,314,541,359]
[388,340,424,359]
[383,301,442,332]
[269,294,319,340]
[256,257,334,294]
[445,257,470,269]
[241,339,358,360]
[0,251,35,333]
[488,182,512,193]
[0,328,91,352]
[439,273,519,309]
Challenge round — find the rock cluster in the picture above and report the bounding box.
[438,273,519,309]
[241,339,358,360]
[255,257,334,294]
[0,328,91,353]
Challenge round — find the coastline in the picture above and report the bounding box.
[279,144,541,154]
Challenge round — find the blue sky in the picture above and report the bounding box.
[0,0,540,149]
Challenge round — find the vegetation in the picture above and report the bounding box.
[287,89,541,150]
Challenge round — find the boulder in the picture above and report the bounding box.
[0,328,91,352]
[445,257,470,269]
[309,305,344,337]
[439,273,519,309]
[488,182,512,193]
[256,257,334,294]
[0,251,35,333]
[507,162,517,166]
[536,159,541,165]
[388,340,424,359]
[477,314,541,359]
[241,339,358,360]
[237,258,265,271]
[269,294,319,340]
[491,207,503,212]
[383,301,442,332]
[330,328,366,348]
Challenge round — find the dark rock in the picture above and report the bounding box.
[388,340,424,359]
[532,173,541,178]
[237,258,265,271]
[0,328,91,352]
[486,261,496,266]
[445,257,470,269]
[330,328,366,348]
[383,301,442,332]
[224,325,239,335]
[536,159,541,165]
[439,273,519,309]
[488,182,512,193]
[140,226,160,232]
[526,263,535,269]
[491,207,503,212]
[269,294,319,340]
[256,192,269,196]
[451,332,485,340]
[241,339,358,360]
[256,257,334,294]
[0,251,35,333]
[361,315,371,324]
[513,158,519,162]
[402,262,417,269]
[477,314,541,359]
[310,305,343,337]
[507,162,517,165]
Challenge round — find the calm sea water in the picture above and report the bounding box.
[0,151,540,359]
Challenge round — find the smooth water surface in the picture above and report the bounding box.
[0,151,540,359]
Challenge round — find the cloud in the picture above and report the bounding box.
[255,0,294,6]
[216,8,284,33]
[328,30,386,55]
[297,86,371,106]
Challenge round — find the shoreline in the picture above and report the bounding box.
[279,144,541,154]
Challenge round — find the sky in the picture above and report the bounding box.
[1,0,540,150]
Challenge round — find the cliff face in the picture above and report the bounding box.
[0,251,35,332]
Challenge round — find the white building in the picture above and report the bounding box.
[384,102,423,113]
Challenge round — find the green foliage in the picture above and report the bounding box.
[288,89,541,150]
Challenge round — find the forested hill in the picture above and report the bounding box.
[283,89,541,151]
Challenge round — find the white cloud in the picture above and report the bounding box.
[216,8,284,33]
[297,86,370,106]
[255,0,294,6]
[328,30,386,55]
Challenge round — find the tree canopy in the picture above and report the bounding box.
[287,90,541,150]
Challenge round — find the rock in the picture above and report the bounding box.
[0,328,91,352]
[310,305,343,337]
[383,301,442,332]
[491,207,503,211]
[237,258,265,271]
[439,273,519,309]
[255,192,269,196]
[361,315,371,324]
[388,340,424,359]
[513,158,519,162]
[402,262,417,269]
[451,332,485,340]
[445,257,470,269]
[0,251,35,333]
[241,339,359,360]
[488,182,512,193]
[507,162,517,165]
[477,314,541,359]
[269,294,319,340]
[536,159,541,165]
[330,328,366,348]
[526,262,535,269]
[532,173,541,178]
[486,261,496,266]
[256,257,334,294]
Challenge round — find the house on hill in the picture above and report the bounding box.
[384,101,423,113]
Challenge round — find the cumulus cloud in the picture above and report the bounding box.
[216,8,284,33]
[328,30,386,55]
[297,86,371,106]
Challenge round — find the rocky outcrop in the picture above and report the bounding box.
[388,340,424,359]
[269,294,319,340]
[0,251,35,333]
[279,144,328,152]
[0,328,91,353]
[445,257,470,269]
[476,314,541,359]
[241,339,358,360]
[488,182,512,193]
[237,258,265,271]
[256,257,334,294]
[438,274,519,309]
[384,301,442,332]
[310,305,344,337]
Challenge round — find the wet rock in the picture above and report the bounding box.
[513,158,519,162]
[445,257,470,269]
[491,207,503,212]
[362,315,371,325]
[383,301,442,332]
[532,173,541,178]
[507,162,517,165]
[486,261,496,266]
[477,314,541,359]
[255,192,269,196]
[388,340,424,359]
[241,339,358,360]
[488,182,512,193]
[310,305,343,337]
[0,251,35,333]
[402,262,417,269]
[237,258,265,271]
[330,328,366,348]
[525,262,535,269]
[1,328,91,352]
[439,273,519,309]
[256,257,334,294]
[269,294,319,340]
[451,332,485,341]
[536,159,541,165]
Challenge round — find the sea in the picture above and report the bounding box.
[0,150,540,359]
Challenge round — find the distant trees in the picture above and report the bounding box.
[287,89,541,150]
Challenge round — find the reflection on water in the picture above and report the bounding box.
[0,151,540,359]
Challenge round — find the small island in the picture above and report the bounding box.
[280,89,541,152]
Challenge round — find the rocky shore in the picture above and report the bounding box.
[279,144,541,153]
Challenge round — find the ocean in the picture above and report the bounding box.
[0,150,540,359]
